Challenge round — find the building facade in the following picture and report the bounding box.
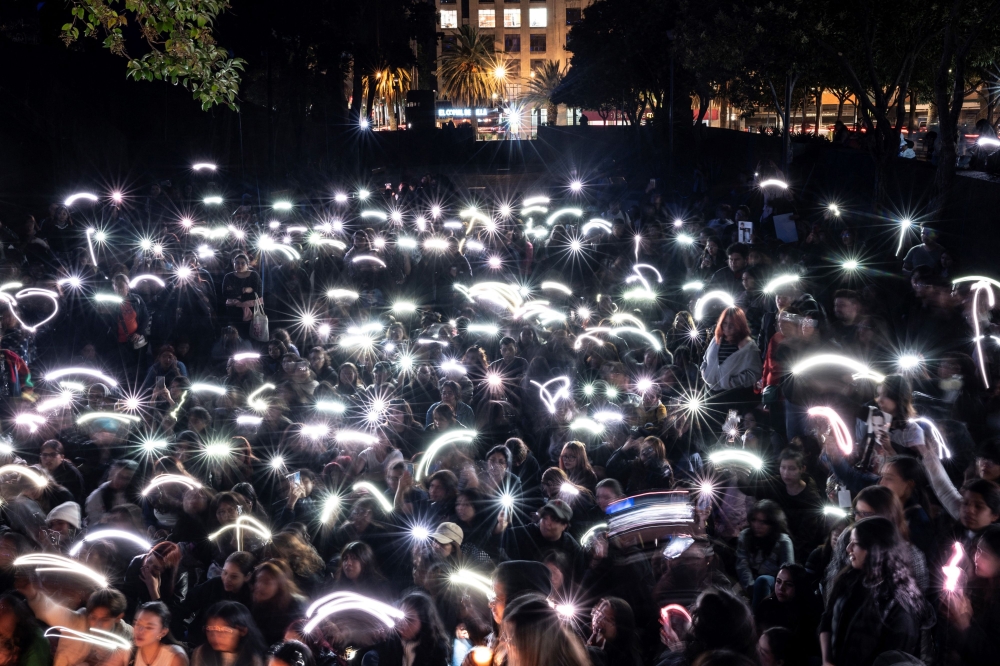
[435,0,592,125]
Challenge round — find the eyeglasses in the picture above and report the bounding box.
[854,509,875,519]
[205,626,238,635]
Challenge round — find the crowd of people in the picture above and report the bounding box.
[0,166,997,666]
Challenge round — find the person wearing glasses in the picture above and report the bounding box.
[192,601,267,666]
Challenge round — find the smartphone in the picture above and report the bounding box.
[404,462,414,476]
[290,471,301,485]
[155,376,166,390]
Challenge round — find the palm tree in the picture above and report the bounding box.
[364,65,412,130]
[438,25,504,128]
[525,60,565,126]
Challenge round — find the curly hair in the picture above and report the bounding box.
[830,516,925,617]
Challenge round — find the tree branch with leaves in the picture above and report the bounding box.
[61,0,244,110]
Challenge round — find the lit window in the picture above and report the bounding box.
[503,8,521,27]
[529,8,547,27]
[479,9,496,28]
[440,10,458,28]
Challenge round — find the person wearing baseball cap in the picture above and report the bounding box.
[430,521,464,564]
[505,499,585,583]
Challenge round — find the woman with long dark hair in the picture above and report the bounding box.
[501,593,589,666]
[558,441,598,492]
[329,541,391,601]
[250,561,306,647]
[586,596,643,666]
[391,590,451,666]
[819,517,926,666]
[105,602,188,666]
[824,486,929,595]
[121,541,187,634]
[735,500,794,609]
[192,601,267,666]
[753,564,822,664]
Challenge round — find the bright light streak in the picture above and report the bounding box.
[351,482,394,513]
[977,137,1000,148]
[592,410,623,423]
[302,423,330,440]
[321,495,341,523]
[790,354,886,382]
[236,415,263,426]
[943,542,964,592]
[233,352,261,362]
[758,178,789,189]
[316,401,347,415]
[68,530,151,557]
[560,482,579,496]
[392,301,418,314]
[691,290,736,321]
[417,430,478,481]
[192,162,217,171]
[397,237,418,249]
[580,523,608,546]
[11,288,59,332]
[14,413,46,433]
[661,604,693,625]
[0,464,48,487]
[896,219,913,256]
[530,376,572,413]
[682,281,704,291]
[337,430,378,445]
[762,274,800,293]
[467,323,500,336]
[128,274,166,289]
[897,354,923,371]
[57,276,83,289]
[828,203,840,216]
[823,506,848,518]
[910,417,952,459]
[582,219,613,235]
[326,288,360,301]
[545,207,583,226]
[14,554,107,587]
[450,568,495,599]
[203,196,223,205]
[610,312,646,329]
[541,281,572,295]
[64,193,99,206]
[43,627,131,651]
[676,234,695,245]
[45,367,118,386]
[623,287,657,301]
[303,593,402,634]
[141,474,202,497]
[708,449,764,471]
[953,275,1000,291]
[521,205,549,216]
[76,412,140,426]
[570,417,604,434]
[273,201,293,211]
[807,406,853,456]
[209,515,272,546]
[633,264,664,283]
[351,254,387,267]
[94,293,123,304]
[37,394,72,413]
[972,281,994,388]
[572,326,662,351]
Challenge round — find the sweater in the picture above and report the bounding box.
[700,338,762,391]
[735,529,795,589]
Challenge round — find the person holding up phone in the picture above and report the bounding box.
[141,345,188,392]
